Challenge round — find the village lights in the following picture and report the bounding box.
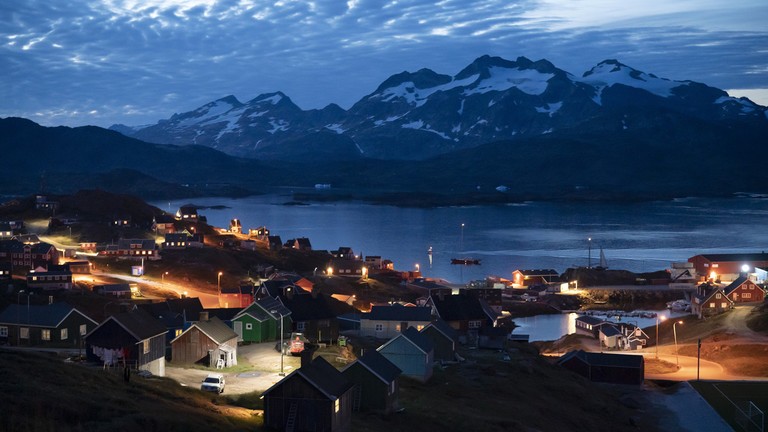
[415,263,420,272]
[587,237,592,269]
[326,266,333,276]
[709,271,717,281]
[217,271,223,293]
[162,271,168,282]
[361,266,368,279]
[655,315,667,359]
[673,320,683,366]
[741,264,750,273]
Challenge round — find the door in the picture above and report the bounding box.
[234,321,243,342]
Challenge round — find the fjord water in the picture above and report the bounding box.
[155,195,768,283]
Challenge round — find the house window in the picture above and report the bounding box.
[721,302,728,308]
[80,324,87,336]
[417,325,424,331]
[468,320,481,329]
[296,322,306,332]
[716,294,721,299]
[42,329,51,341]
[0,326,7,337]
[334,399,340,413]
[712,264,719,268]
[743,293,751,299]
[245,323,253,330]
[143,339,150,354]
[709,302,715,308]
[175,329,182,337]
[375,324,383,332]
[61,328,68,340]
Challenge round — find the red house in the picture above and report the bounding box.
[688,253,768,281]
[723,276,766,303]
[691,284,734,318]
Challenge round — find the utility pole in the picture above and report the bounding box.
[697,338,701,381]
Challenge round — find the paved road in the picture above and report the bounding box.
[91,269,221,308]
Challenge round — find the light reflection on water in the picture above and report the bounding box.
[154,196,768,283]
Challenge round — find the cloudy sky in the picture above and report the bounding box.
[2,0,767,127]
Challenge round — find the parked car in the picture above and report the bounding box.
[201,373,225,393]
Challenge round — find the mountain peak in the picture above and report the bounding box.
[455,55,522,80]
[375,68,452,93]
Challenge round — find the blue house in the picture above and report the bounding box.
[377,326,434,383]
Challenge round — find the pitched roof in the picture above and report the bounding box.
[203,308,242,321]
[278,292,354,321]
[557,350,643,369]
[392,326,433,354]
[421,319,458,341]
[429,294,493,323]
[102,308,167,341]
[262,356,353,400]
[173,316,237,344]
[348,349,401,384]
[723,276,749,296]
[599,324,622,337]
[0,303,97,327]
[575,315,605,326]
[365,305,432,322]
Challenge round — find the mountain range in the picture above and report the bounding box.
[111,55,767,161]
[3,55,768,204]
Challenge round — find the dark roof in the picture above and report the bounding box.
[429,294,493,323]
[575,315,605,326]
[117,239,156,250]
[517,269,559,276]
[557,350,644,369]
[256,296,291,318]
[263,356,353,400]
[105,308,168,341]
[723,276,749,296]
[259,280,297,298]
[178,316,237,344]
[278,292,354,321]
[0,303,96,327]
[166,297,204,318]
[366,305,432,322]
[693,253,768,262]
[353,349,401,384]
[599,325,622,337]
[408,279,450,290]
[400,326,434,354]
[203,308,241,321]
[421,319,458,341]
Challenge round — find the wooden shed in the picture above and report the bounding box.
[171,315,238,368]
[377,326,434,383]
[557,350,644,385]
[262,356,354,432]
[420,320,457,363]
[232,296,292,343]
[341,349,401,413]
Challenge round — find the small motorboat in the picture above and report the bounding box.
[451,258,481,265]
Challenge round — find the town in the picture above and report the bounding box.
[1,190,767,432]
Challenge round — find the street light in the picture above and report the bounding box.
[217,271,223,307]
[673,320,683,366]
[415,263,420,273]
[271,309,285,376]
[162,271,168,282]
[460,223,465,252]
[655,315,667,359]
[587,237,592,269]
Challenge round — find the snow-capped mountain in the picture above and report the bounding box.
[112,55,767,160]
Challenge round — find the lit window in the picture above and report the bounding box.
[334,399,340,413]
[709,303,715,308]
[143,339,150,354]
[61,328,68,340]
[175,329,182,337]
[721,302,727,308]
[417,325,424,331]
[80,324,87,336]
[743,293,751,299]
[41,329,51,341]
[716,294,721,299]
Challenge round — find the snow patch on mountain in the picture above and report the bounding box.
[268,119,289,134]
[580,61,689,104]
[464,67,553,96]
[402,120,450,139]
[376,74,479,107]
[536,102,562,117]
[253,94,283,105]
[248,110,269,118]
[325,123,345,134]
[178,100,237,127]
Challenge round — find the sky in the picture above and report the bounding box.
[1,0,767,128]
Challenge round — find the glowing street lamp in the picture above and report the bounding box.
[655,315,667,359]
[587,237,592,269]
[217,271,223,294]
[361,266,368,280]
[326,266,333,276]
[673,320,683,366]
[741,264,750,275]
[162,271,168,282]
[415,263,420,273]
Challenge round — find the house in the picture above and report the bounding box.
[100,239,159,260]
[26,265,73,291]
[598,324,624,350]
[152,214,176,234]
[331,258,366,277]
[285,237,312,251]
[267,235,283,251]
[691,284,734,318]
[364,255,382,269]
[723,276,766,303]
[331,247,356,260]
[420,320,457,362]
[619,323,650,350]
[341,349,401,413]
[276,290,352,343]
[139,297,204,343]
[688,252,768,282]
[249,226,270,240]
[557,350,644,385]
[461,284,504,315]
[0,222,12,239]
[219,284,254,308]
[176,204,198,220]
[262,356,354,432]
[171,313,238,368]
[0,302,98,347]
[232,296,292,343]
[163,232,191,249]
[425,292,496,337]
[512,269,560,287]
[35,195,59,212]
[575,315,605,338]
[112,215,132,227]
[0,262,11,280]
[256,279,299,299]
[94,283,131,298]
[67,261,91,274]
[85,307,167,376]
[377,326,434,383]
[359,305,432,339]
[0,239,59,270]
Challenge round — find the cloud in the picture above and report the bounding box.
[0,0,766,127]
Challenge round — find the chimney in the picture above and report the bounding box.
[199,311,209,321]
[300,345,315,368]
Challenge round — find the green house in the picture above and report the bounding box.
[232,297,292,343]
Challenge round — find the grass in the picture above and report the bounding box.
[691,381,768,431]
[746,303,768,334]
[0,349,261,432]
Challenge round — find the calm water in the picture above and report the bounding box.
[154,194,768,283]
[512,309,690,342]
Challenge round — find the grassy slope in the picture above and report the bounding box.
[0,350,260,432]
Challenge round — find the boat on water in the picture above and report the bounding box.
[666,299,691,312]
[451,258,481,265]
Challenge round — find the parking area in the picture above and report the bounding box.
[165,342,303,395]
